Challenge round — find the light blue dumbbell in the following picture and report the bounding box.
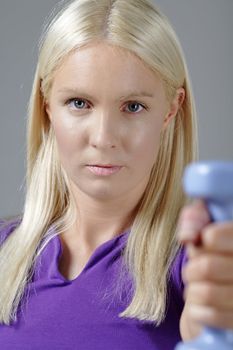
[175,161,233,350]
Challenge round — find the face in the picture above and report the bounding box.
[46,42,182,203]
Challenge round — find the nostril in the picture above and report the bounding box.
[91,141,116,149]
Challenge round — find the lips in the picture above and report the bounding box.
[86,164,122,176]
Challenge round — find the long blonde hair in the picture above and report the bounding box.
[0,0,198,325]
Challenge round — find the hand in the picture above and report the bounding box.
[178,200,233,340]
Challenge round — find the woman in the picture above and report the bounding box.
[0,0,233,349]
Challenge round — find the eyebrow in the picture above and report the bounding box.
[57,88,155,100]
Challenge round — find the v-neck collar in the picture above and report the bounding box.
[34,228,130,284]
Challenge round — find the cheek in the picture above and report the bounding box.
[51,119,84,163]
[130,121,162,166]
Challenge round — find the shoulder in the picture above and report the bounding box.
[0,216,22,245]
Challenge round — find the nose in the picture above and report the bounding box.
[90,111,118,150]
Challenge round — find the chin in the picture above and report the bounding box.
[86,186,119,201]
[70,174,129,202]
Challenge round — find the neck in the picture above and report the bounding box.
[64,183,142,250]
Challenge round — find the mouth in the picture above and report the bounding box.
[86,164,123,176]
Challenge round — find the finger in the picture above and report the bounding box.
[178,200,210,244]
[186,244,206,259]
[182,254,233,283]
[187,304,233,330]
[202,222,233,253]
[184,282,233,310]
[186,244,233,260]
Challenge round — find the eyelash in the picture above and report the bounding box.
[65,98,148,114]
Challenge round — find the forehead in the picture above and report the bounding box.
[51,42,165,98]
[57,42,151,71]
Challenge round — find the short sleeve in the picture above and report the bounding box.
[0,217,22,245]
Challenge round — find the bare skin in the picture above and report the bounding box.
[45,41,233,340]
[178,200,233,339]
[45,42,183,280]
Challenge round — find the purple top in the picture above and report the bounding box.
[0,220,185,350]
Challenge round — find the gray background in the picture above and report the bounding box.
[0,0,232,218]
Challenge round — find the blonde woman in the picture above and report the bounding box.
[1,0,233,349]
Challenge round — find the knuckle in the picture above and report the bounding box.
[179,207,193,221]
[204,226,219,247]
[201,284,214,304]
[201,257,213,278]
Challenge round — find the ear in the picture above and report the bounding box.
[163,87,185,129]
[45,102,52,122]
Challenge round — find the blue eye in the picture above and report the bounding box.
[65,98,147,114]
[125,102,144,113]
[67,98,89,110]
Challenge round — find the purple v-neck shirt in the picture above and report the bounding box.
[0,220,185,350]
